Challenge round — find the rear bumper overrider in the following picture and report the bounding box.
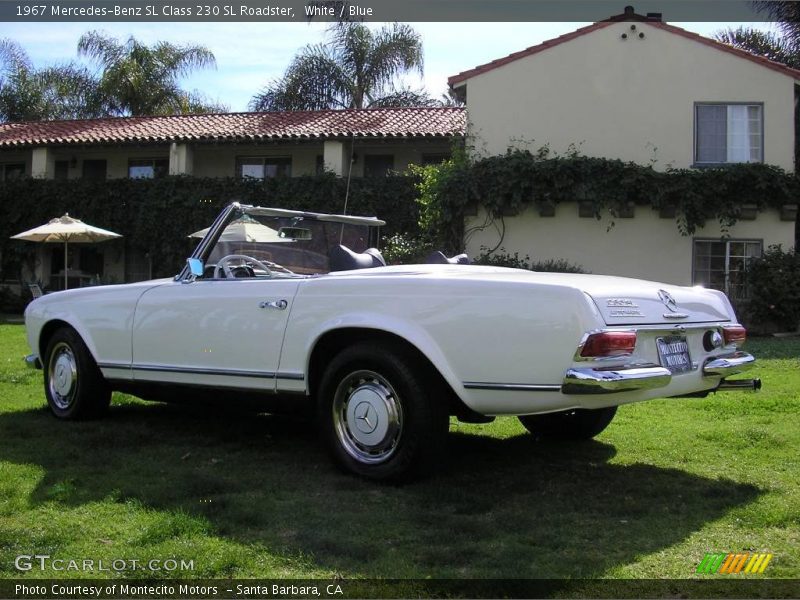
[702,351,755,377]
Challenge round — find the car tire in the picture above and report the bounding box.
[43,327,111,420]
[518,406,617,440]
[318,341,449,482]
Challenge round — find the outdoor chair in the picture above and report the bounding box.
[28,283,45,299]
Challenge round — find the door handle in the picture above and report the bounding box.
[259,299,288,310]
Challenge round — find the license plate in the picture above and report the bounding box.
[657,335,692,373]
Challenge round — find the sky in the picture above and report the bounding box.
[0,20,773,112]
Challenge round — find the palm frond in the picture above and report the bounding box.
[367,86,436,108]
[751,2,800,50]
[714,26,800,68]
[250,22,428,111]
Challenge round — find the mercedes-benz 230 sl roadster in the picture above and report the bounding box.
[24,202,760,480]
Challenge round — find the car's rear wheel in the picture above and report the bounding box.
[518,406,617,440]
[44,327,111,420]
[318,342,448,482]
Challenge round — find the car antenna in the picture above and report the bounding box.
[339,132,356,244]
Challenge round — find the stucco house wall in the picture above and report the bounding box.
[452,15,798,293]
[459,20,797,170]
[466,207,793,286]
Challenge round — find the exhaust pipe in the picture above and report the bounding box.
[716,378,762,392]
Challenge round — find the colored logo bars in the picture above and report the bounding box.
[697,552,773,574]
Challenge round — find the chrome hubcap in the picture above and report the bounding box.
[48,342,77,409]
[333,370,403,464]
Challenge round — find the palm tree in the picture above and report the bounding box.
[752,1,800,47]
[77,31,225,116]
[0,39,103,122]
[249,23,431,111]
[714,26,800,68]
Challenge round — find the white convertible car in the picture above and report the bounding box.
[24,202,759,480]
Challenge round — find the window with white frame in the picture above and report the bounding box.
[237,156,291,179]
[128,158,168,179]
[693,239,762,300]
[695,104,763,165]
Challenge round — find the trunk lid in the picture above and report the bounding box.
[584,282,731,325]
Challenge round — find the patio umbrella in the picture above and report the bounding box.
[188,215,291,243]
[11,214,122,290]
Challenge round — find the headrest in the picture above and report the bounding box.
[329,245,386,271]
[426,250,471,265]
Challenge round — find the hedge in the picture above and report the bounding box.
[0,174,420,281]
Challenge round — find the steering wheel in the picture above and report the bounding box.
[214,255,273,279]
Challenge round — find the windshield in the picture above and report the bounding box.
[200,211,375,278]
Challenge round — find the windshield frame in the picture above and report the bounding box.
[175,202,383,282]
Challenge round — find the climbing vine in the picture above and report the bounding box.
[414,148,799,252]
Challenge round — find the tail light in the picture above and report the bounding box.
[580,331,637,358]
[722,325,747,347]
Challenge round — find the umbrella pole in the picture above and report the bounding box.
[64,240,68,290]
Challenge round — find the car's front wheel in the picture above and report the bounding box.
[44,327,111,420]
[518,406,617,440]
[318,342,448,482]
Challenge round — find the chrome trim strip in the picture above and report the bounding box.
[702,351,755,377]
[128,364,306,381]
[97,361,130,370]
[463,382,561,392]
[132,364,275,378]
[277,372,305,381]
[562,365,672,395]
[663,313,690,319]
[25,354,42,370]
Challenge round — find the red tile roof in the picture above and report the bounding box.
[0,107,466,148]
[448,12,800,86]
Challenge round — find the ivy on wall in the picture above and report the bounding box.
[414,148,800,253]
[0,174,420,281]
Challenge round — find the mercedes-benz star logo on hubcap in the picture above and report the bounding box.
[658,289,679,313]
[355,403,378,434]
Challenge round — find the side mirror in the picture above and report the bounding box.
[187,258,204,278]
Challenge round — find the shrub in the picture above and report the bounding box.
[474,247,587,273]
[746,245,800,332]
[0,175,420,280]
[381,233,434,265]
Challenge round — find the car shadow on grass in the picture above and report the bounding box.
[0,400,760,579]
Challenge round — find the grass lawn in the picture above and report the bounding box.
[0,321,798,586]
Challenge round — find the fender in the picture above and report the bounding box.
[281,311,463,399]
[26,280,169,376]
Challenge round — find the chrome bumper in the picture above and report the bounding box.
[562,365,671,395]
[25,354,42,370]
[702,351,755,377]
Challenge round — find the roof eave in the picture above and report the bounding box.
[446,14,800,86]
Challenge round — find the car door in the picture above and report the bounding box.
[131,277,301,392]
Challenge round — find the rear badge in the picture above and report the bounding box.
[609,309,644,317]
[607,298,638,307]
[658,289,679,312]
